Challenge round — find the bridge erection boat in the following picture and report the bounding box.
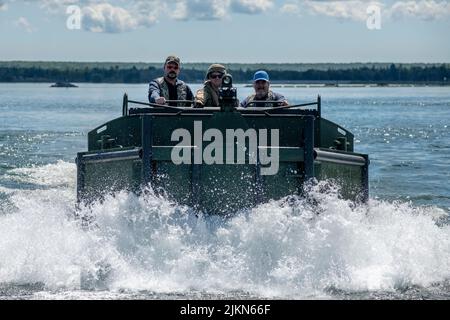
[76,76,369,214]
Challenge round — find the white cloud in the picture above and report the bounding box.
[61,1,161,33]
[284,0,450,22]
[170,0,274,20]
[81,3,141,33]
[170,0,230,21]
[0,1,7,12]
[388,0,450,21]
[132,0,165,26]
[14,16,36,32]
[38,0,85,13]
[303,0,382,22]
[231,0,274,14]
[3,0,449,34]
[280,3,301,15]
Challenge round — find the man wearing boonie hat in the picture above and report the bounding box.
[148,55,194,107]
[194,63,227,108]
[240,70,288,108]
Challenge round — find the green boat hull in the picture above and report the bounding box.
[76,96,369,214]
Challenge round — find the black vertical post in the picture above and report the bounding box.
[254,152,263,205]
[191,121,202,210]
[303,115,315,180]
[317,95,321,118]
[76,154,85,203]
[122,93,128,116]
[316,95,321,147]
[191,149,201,209]
[361,154,370,203]
[141,115,153,187]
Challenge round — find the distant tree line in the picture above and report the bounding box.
[0,63,449,84]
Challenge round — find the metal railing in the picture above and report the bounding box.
[122,93,321,117]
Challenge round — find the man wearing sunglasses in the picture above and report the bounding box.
[240,70,288,108]
[148,55,194,107]
[194,63,227,108]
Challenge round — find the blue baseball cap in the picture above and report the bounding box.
[253,70,269,82]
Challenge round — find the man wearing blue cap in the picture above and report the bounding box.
[240,70,289,108]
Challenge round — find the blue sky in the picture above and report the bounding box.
[0,0,449,63]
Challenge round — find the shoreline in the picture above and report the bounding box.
[1,82,449,87]
[253,83,450,88]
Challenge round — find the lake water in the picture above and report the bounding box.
[0,83,449,300]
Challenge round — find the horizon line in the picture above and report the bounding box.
[1,60,450,65]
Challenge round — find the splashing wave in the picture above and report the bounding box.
[0,161,449,298]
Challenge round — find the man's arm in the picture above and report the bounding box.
[194,88,206,108]
[239,96,249,108]
[274,92,289,106]
[148,80,165,104]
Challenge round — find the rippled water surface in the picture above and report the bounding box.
[0,83,449,300]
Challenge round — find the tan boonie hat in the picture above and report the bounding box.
[206,63,226,78]
[165,55,180,66]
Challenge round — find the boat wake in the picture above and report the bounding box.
[0,161,449,299]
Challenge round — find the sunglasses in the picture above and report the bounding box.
[166,65,179,70]
[209,73,223,79]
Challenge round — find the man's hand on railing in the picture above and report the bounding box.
[155,97,166,105]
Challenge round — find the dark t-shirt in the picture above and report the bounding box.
[165,79,178,106]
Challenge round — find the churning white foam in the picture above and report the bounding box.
[7,160,76,187]
[0,161,449,298]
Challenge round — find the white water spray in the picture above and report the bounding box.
[0,161,449,298]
